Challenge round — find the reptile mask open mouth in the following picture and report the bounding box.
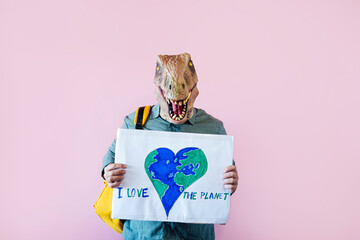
[158,86,195,121]
[164,91,191,121]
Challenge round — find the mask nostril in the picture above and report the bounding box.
[182,84,185,89]
[169,84,172,90]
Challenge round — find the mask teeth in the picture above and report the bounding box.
[165,92,191,121]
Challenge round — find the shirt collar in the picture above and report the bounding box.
[150,104,161,119]
[151,104,196,125]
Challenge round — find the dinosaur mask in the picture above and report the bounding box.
[154,53,199,124]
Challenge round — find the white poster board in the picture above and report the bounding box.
[111,129,233,224]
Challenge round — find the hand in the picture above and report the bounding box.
[104,163,127,188]
[223,165,238,194]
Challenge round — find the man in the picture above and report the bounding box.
[102,53,238,239]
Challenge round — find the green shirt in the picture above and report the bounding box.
[102,104,227,240]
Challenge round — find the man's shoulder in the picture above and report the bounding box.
[121,108,138,129]
[194,108,224,124]
[193,108,226,135]
[122,105,159,129]
[126,109,137,121]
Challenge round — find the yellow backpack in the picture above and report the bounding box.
[94,106,152,233]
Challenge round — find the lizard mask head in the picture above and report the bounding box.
[154,52,199,124]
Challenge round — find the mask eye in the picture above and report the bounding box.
[156,63,160,73]
[188,60,195,73]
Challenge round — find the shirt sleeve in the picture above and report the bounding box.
[101,118,131,179]
[218,122,227,135]
[218,121,236,166]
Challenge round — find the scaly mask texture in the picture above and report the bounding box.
[154,53,199,124]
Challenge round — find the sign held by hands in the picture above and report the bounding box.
[112,129,233,224]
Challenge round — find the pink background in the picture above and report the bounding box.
[1,0,359,239]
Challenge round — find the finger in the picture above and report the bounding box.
[106,175,125,183]
[224,184,236,189]
[108,181,122,189]
[109,169,126,177]
[223,171,238,180]
[223,178,238,185]
[106,163,127,171]
[224,165,236,173]
[224,184,237,194]
[104,169,126,179]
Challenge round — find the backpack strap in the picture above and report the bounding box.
[134,105,152,129]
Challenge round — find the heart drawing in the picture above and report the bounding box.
[144,147,208,217]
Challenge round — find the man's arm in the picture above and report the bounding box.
[101,116,132,187]
[101,139,127,188]
[101,138,116,179]
[218,121,239,194]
